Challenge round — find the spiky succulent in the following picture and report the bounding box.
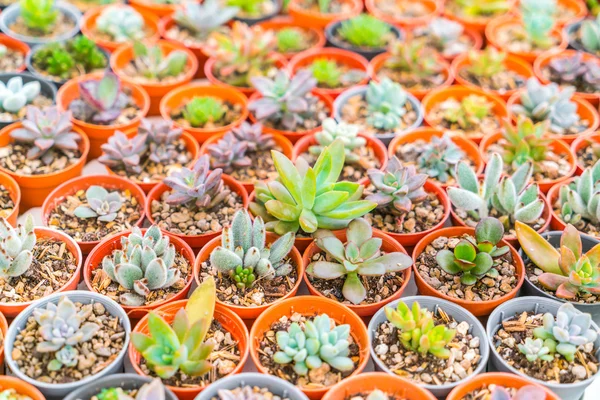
[548,52,600,92]
[310,58,365,89]
[436,217,510,285]
[385,301,456,359]
[207,132,251,170]
[230,122,274,152]
[163,155,230,210]
[0,76,41,114]
[500,117,551,170]
[131,42,188,80]
[273,314,354,375]
[250,139,376,235]
[307,218,412,304]
[99,130,147,174]
[0,215,35,279]
[137,119,185,164]
[249,70,318,132]
[69,71,129,125]
[96,5,146,43]
[173,0,238,38]
[454,0,510,16]
[309,118,365,164]
[467,47,505,78]
[518,338,555,362]
[183,96,226,128]
[442,95,493,131]
[73,186,123,223]
[384,40,440,78]
[337,14,391,48]
[559,160,600,225]
[490,385,547,400]
[96,379,166,400]
[9,106,80,165]
[581,14,600,54]
[365,78,408,131]
[276,27,309,53]
[416,134,464,184]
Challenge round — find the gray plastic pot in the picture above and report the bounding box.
[486,296,600,400]
[324,19,404,60]
[0,1,81,47]
[194,373,309,400]
[368,296,489,399]
[518,230,600,324]
[4,291,131,400]
[333,85,423,146]
[0,72,57,129]
[64,373,177,400]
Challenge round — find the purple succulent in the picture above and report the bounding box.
[99,130,147,174]
[69,71,129,125]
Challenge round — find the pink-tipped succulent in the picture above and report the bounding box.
[206,131,251,169]
[491,385,547,400]
[230,122,274,152]
[516,222,600,299]
[99,130,147,175]
[69,71,128,125]
[137,119,185,164]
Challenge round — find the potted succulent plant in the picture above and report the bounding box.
[64,375,177,400]
[412,217,525,316]
[196,373,309,400]
[322,372,437,400]
[0,0,81,47]
[0,73,57,130]
[249,296,369,400]
[409,17,483,61]
[517,0,587,28]
[258,17,326,59]
[128,278,249,400]
[572,132,600,174]
[0,376,44,400]
[41,175,146,255]
[56,70,150,160]
[567,14,600,56]
[287,0,363,29]
[364,0,440,28]
[333,78,423,145]
[368,296,489,398]
[487,297,600,400]
[129,0,182,18]
[4,291,132,399]
[0,34,29,73]
[446,372,559,400]
[443,0,514,34]
[0,170,19,226]
[229,0,281,25]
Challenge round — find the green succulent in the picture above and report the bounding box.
[227,0,264,16]
[0,215,35,279]
[183,97,226,128]
[365,78,408,131]
[443,95,494,131]
[523,12,555,50]
[581,14,600,54]
[96,5,146,43]
[309,58,364,89]
[454,0,510,17]
[558,160,600,226]
[32,37,107,81]
[337,14,391,48]
[384,40,440,79]
[276,27,308,53]
[309,118,365,164]
[20,0,58,34]
[416,134,464,184]
[518,338,555,362]
[173,0,238,39]
[132,41,188,80]
[501,117,551,171]
[467,48,505,78]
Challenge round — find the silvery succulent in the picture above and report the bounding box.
[73,186,123,223]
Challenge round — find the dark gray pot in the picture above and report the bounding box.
[324,19,404,60]
[486,296,600,400]
[234,0,282,25]
[194,373,309,400]
[63,374,177,400]
[333,85,423,146]
[0,2,81,47]
[368,296,489,399]
[0,72,57,128]
[518,230,600,323]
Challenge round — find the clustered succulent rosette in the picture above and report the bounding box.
[74,186,123,223]
[69,71,130,125]
[173,0,238,40]
[0,215,35,279]
[308,118,365,164]
[130,41,188,81]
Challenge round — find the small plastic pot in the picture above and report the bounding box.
[287,47,370,99]
[412,227,525,317]
[195,373,309,400]
[111,40,198,116]
[234,0,282,25]
[446,372,559,400]
[288,0,363,29]
[64,373,177,400]
[387,127,484,188]
[507,90,599,143]
[56,72,150,159]
[129,0,179,18]
[479,132,577,194]
[487,296,600,400]
[159,83,249,144]
[333,84,424,146]
[368,296,489,399]
[145,175,249,253]
[369,52,454,100]
[0,376,44,400]
[571,132,600,174]
[0,33,29,72]
[257,17,326,60]
[129,299,249,400]
[0,72,58,129]
[0,122,89,210]
[292,131,388,187]
[248,90,334,143]
[0,2,81,47]
[199,131,293,194]
[84,227,195,320]
[158,16,208,79]
[194,233,304,321]
[81,5,160,53]
[0,170,20,226]
[364,0,441,28]
[302,229,411,317]
[40,174,147,255]
[421,85,508,144]
[4,291,131,400]
[451,52,534,101]
[323,372,436,400]
[249,296,370,400]
[443,0,516,34]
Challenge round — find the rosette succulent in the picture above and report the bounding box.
[96,5,146,43]
[490,385,547,400]
[20,0,58,34]
[443,95,493,131]
[467,47,505,78]
[99,130,147,175]
[138,119,185,165]
[0,215,35,278]
[206,132,251,170]
[558,160,600,225]
[522,12,555,50]
[131,42,188,80]
[365,78,408,131]
[385,40,441,79]
[416,134,464,184]
[0,77,41,114]
[518,338,555,362]
[183,96,226,128]
[308,118,365,164]
[454,0,510,16]
[230,122,273,152]
[69,71,129,125]
[337,14,391,48]
[73,186,123,223]
[173,0,238,39]
[500,118,551,171]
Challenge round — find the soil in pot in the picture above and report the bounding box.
[576,137,600,169]
[492,23,560,55]
[411,18,477,59]
[457,54,526,95]
[539,53,600,95]
[426,95,500,138]
[169,96,244,130]
[0,184,15,219]
[0,43,25,73]
[8,10,76,40]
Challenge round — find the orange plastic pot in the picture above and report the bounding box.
[480,132,577,194]
[129,299,249,400]
[56,72,150,160]
[257,17,326,60]
[412,226,525,317]
[387,128,484,187]
[485,15,568,64]
[248,90,334,143]
[0,34,29,72]
[194,233,304,321]
[571,132,600,175]
[451,52,534,100]
[534,50,600,106]
[0,376,44,400]
[546,177,574,233]
[84,228,195,320]
[369,52,453,100]
[81,5,160,53]
[0,171,20,227]
[513,0,587,27]
[249,296,369,400]
[129,0,178,18]
[421,85,508,144]
[204,53,288,98]
[158,16,208,79]
[292,132,388,186]
[302,229,411,317]
[0,310,6,366]
[159,83,249,144]
[0,227,83,318]
[145,175,249,252]
[287,47,369,99]
[507,92,600,143]
[365,0,441,28]
[111,40,198,116]
[446,372,559,400]
[323,372,437,400]
[199,131,293,194]
[0,123,89,210]
[288,0,363,29]
[444,0,516,34]
[41,174,147,255]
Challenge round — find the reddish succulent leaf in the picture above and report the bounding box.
[559,246,576,276]
[561,224,582,258]
[556,282,578,299]
[538,273,568,290]
[515,221,561,275]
